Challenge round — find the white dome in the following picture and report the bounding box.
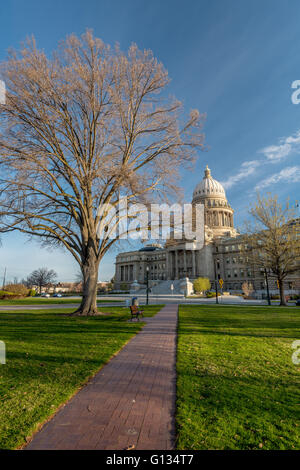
[193,165,226,199]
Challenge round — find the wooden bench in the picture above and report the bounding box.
[130,305,144,321]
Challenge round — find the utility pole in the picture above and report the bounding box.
[146,266,149,305]
[264,268,271,306]
[2,267,7,290]
[214,259,219,305]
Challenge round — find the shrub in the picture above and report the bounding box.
[193,277,211,294]
[4,283,29,297]
[0,290,20,300]
[28,289,36,297]
[206,291,221,298]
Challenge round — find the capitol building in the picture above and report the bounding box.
[114,166,299,296]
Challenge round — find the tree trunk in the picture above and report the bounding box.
[72,250,99,316]
[279,278,286,306]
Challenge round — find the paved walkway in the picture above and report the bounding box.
[25,304,178,450]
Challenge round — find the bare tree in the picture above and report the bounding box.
[0,31,205,315]
[27,267,57,294]
[243,194,300,305]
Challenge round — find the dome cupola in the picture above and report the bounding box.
[191,165,237,240]
[193,165,226,200]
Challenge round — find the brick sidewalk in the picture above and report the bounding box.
[25,304,178,450]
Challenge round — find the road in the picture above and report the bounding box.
[0,295,272,310]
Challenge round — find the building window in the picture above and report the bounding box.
[232,257,236,264]
[233,269,238,278]
[227,270,231,278]
[226,258,230,264]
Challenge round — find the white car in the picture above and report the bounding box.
[41,293,50,298]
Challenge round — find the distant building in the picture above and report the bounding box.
[114,166,300,296]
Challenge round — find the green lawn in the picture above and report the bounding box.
[0,305,162,449]
[176,305,300,450]
[0,298,122,305]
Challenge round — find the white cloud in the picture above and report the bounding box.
[259,129,300,162]
[221,160,260,189]
[221,129,300,191]
[255,166,300,190]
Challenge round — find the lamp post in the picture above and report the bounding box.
[264,268,271,306]
[214,259,219,305]
[146,266,149,305]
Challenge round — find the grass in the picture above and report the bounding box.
[0,297,122,305]
[0,304,162,449]
[176,305,300,450]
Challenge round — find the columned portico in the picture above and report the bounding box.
[114,165,240,291]
[183,250,187,275]
[175,250,179,279]
[192,250,196,278]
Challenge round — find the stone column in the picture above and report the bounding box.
[192,250,196,278]
[166,251,169,280]
[175,250,179,279]
[197,251,200,277]
[183,250,187,276]
[169,251,172,279]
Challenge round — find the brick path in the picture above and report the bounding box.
[25,304,178,450]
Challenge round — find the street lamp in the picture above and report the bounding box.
[146,266,150,305]
[264,267,271,306]
[214,259,219,305]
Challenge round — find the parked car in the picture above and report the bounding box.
[296,300,300,306]
[40,293,50,298]
[53,293,62,298]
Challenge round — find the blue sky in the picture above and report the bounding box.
[0,0,300,282]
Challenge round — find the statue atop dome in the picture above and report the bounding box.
[204,165,211,178]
